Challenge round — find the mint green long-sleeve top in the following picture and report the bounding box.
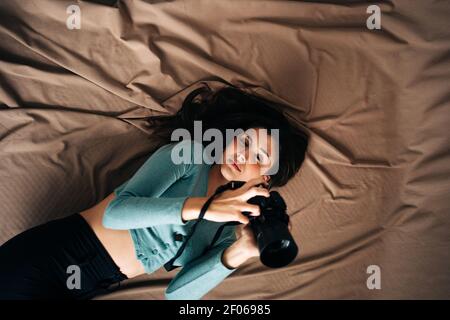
[103,139,237,300]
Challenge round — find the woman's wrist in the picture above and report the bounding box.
[221,240,256,269]
[181,197,208,222]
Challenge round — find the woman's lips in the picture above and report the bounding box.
[230,161,241,172]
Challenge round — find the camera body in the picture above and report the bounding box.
[224,181,299,268]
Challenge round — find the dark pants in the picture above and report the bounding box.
[0,213,128,300]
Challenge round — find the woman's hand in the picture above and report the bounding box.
[233,223,260,258]
[233,218,294,258]
[203,176,270,224]
[221,217,293,269]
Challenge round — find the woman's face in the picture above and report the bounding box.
[220,128,278,184]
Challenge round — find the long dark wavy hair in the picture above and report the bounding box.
[146,86,309,188]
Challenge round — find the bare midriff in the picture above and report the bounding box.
[79,193,146,279]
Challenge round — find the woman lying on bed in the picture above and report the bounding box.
[0,86,308,300]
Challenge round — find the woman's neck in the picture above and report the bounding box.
[206,164,228,197]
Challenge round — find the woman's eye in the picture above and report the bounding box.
[239,135,249,147]
[258,154,270,165]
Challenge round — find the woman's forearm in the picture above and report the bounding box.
[182,196,255,270]
[181,197,208,222]
[221,240,253,269]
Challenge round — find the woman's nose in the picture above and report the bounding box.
[236,152,246,164]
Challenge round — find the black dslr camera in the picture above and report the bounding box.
[224,180,299,268]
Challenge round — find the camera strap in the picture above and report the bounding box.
[203,221,240,253]
[163,183,233,272]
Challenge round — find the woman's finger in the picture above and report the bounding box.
[241,187,270,201]
[233,211,249,224]
[238,203,260,216]
[242,176,267,190]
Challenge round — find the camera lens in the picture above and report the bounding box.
[279,239,290,249]
[260,237,298,268]
[265,240,290,254]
